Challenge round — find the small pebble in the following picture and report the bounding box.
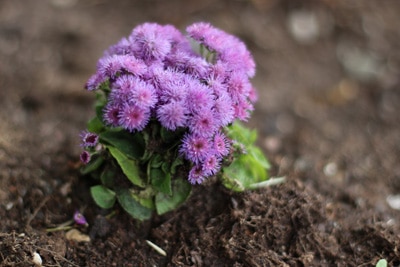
[32,252,42,266]
[323,162,338,177]
[386,195,400,210]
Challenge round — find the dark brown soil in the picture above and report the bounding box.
[1,0,400,266]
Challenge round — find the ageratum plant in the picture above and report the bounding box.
[80,22,271,221]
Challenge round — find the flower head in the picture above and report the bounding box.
[118,104,150,132]
[103,103,121,127]
[157,101,188,130]
[213,131,230,158]
[188,165,206,185]
[130,80,157,108]
[80,151,91,165]
[185,81,214,114]
[129,23,172,62]
[180,133,212,164]
[189,109,217,137]
[201,154,221,176]
[80,131,99,147]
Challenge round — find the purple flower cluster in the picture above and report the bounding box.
[85,22,257,184]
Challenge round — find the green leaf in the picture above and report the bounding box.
[150,168,172,195]
[100,168,115,188]
[155,179,191,215]
[100,129,145,160]
[226,122,257,146]
[80,155,104,175]
[170,157,183,175]
[134,187,156,209]
[376,259,387,267]
[223,121,271,192]
[249,146,271,169]
[150,154,163,168]
[222,149,270,192]
[117,188,153,221]
[108,146,145,188]
[87,116,104,134]
[90,185,116,209]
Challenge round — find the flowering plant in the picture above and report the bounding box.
[79,22,271,220]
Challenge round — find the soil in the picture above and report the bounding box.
[1,0,400,266]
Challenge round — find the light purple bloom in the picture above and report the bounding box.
[157,70,190,103]
[118,55,148,77]
[213,91,234,127]
[165,51,209,77]
[189,109,217,137]
[213,131,230,158]
[233,101,252,122]
[118,104,150,132]
[185,82,214,114]
[180,134,212,164]
[105,37,132,56]
[201,154,220,176]
[103,103,121,127]
[80,151,91,165]
[97,55,124,79]
[226,72,251,103]
[157,101,187,130]
[85,73,106,91]
[188,165,206,185]
[130,80,157,108]
[248,86,258,103]
[129,23,172,62]
[80,131,99,147]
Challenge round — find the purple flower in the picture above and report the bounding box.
[118,104,150,132]
[165,51,209,77]
[233,101,252,122]
[156,70,189,103]
[157,101,188,130]
[213,91,234,127]
[180,133,212,164]
[226,72,251,103]
[248,86,258,103]
[118,55,148,77]
[186,22,220,49]
[186,22,256,77]
[105,37,132,56]
[130,80,157,108]
[188,109,217,137]
[80,131,99,147]
[129,23,172,62]
[85,73,106,91]
[188,165,206,184]
[73,210,88,225]
[80,151,91,165]
[103,103,121,127]
[213,132,230,158]
[185,81,214,114]
[201,154,220,176]
[97,55,124,79]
